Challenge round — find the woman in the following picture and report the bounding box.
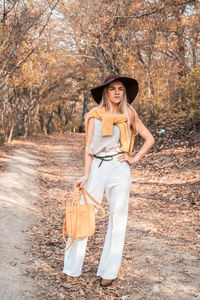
[63,74,155,287]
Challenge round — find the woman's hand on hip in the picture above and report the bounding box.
[117,152,135,165]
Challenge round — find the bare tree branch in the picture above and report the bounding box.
[113,0,197,19]
[1,0,18,23]
[38,0,60,38]
[0,0,60,91]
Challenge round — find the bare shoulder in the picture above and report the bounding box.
[132,109,155,142]
[88,117,95,127]
[86,115,95,145]
[86,106,99,118]
[129,106,139,124]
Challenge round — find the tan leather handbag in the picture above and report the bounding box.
[63,187,105,251]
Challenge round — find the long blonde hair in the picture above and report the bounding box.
[97,82,139,135]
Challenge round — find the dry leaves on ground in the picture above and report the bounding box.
[0,132,199,299]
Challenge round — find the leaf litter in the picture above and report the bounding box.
[0,132,199,299]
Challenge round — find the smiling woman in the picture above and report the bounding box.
[63,74,155,287]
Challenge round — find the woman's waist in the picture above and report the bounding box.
[94,149,123,157]
[93,150,123,167]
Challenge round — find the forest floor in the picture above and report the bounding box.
[0,132,199,300]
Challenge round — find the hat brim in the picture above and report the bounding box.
[91,77,139,104]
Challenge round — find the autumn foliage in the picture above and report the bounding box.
[0,0,199,143]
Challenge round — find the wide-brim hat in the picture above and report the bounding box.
[91,74,139,104]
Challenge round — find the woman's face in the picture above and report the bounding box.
[107,81,124,105]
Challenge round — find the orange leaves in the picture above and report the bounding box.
[21,133,199,298]
[0,0,199,143]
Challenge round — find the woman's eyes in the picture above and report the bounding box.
[109,88,123,91]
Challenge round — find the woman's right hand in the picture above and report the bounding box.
[74,177,87,188]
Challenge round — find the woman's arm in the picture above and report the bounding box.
[75,117,94,187]
[132,115,155,164]
[118,110,155,165]
[84,117,95,178]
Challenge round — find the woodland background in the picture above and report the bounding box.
[0,1,199,298]
[0,0,199,144]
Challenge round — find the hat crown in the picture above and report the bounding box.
[104,74,121,84]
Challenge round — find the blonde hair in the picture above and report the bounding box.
[98,82,139,135]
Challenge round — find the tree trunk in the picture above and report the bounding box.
[7,121,15,143]
[24,115,28,138]
[79,91,88,132]
[41,108,48,135]
[32,104,39,134]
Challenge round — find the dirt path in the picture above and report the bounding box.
[27,134,199,300]
[0,134,199,299]
[0,148,39,300]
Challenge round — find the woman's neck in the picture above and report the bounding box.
[105,104,121,114]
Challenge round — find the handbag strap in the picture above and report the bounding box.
[62,219,76,251]
[63,188,80,251]
[81,188,105,219]
[63,187,105,252]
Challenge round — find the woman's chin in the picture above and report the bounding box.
[109,99,121,105]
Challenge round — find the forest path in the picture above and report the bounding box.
[30,133,199,300]
[0,134,199,300]
[0,147,39,300]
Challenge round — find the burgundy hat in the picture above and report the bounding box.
[91,74,139,104]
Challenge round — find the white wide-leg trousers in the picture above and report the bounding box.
[63,153,131,280]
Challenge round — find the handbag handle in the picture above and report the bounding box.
[71,187,82,206]
[71,187,105,219]
[81,188,105,219]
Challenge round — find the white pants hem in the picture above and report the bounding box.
[96,272,117,280]
[63,270,81,277]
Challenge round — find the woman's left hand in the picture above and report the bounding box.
[117,152,134,165]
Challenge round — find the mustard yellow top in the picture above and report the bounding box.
[85,107,135,156]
